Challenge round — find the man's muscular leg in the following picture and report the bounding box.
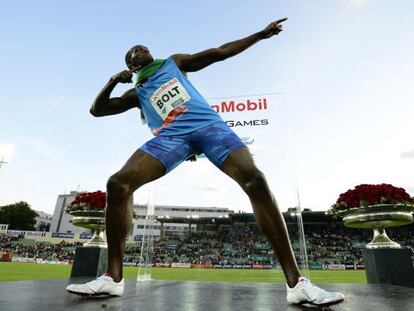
[221,147,300,288]
[105,150,165,282]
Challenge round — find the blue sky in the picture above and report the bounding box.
[1,0,413,214]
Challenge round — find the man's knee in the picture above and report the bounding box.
[243,169,270,197]
[107,173,131,199]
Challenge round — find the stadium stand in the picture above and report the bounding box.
[1,213,413,266]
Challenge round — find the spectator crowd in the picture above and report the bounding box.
[2,222,413,265]
[1,234,81,262]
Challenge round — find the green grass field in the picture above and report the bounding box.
[0,262,366,284]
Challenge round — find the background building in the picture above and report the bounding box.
[133,204,231,240]
[50,191,80,234]
[34,210,52,232]
[50,191,232,238]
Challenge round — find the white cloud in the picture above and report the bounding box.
[401,150,414,159]
[341,0,368,10]
[24,138,64,163]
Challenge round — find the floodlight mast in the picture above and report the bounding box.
[0,156,7,169]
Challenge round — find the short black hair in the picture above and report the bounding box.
[125,45,148,65]
[125,46,136,65]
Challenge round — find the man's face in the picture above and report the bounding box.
[126,45,153,72]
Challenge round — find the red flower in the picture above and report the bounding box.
[332,183,414,212]
[66,190,107,212]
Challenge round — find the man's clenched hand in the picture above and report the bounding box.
[110,70,133,83]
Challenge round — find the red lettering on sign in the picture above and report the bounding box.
[210,98,268,113]
[247,99,257,111]
[222,101,234,112]
[236,103,245,111]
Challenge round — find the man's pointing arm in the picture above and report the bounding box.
[173,18,288,73]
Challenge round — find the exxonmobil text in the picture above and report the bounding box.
[210,98,268,113]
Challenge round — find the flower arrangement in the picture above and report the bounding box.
[65,190,106,214]
[330,183,414,214]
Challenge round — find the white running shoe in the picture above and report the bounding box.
[66,273,124,297]
[286,277,345,307]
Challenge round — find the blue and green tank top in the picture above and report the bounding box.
[135,57,223,136]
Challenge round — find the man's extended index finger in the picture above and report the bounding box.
[276,17,288,24]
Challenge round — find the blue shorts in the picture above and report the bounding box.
[139,121,246,173]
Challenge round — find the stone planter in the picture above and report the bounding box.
[337,204,414,249]
[70,210,107,248]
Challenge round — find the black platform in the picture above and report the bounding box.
[363,248,414,287]
[70,247,108,278]
[0,278,413,311]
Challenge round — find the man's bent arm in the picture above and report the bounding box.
[174,18,287,72]
[90,71,140,117]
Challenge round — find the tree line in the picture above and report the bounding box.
[0,202,38,230]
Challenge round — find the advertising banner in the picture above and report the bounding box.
[79,233,93,239]
[322,264,346,270]
[152,93,297,212]
[207,94,294,209]
[6,230,25,237]
[190,263,213,269]
[0,251,12,262]
[51,232,74,239]
[25,231,47,237]
[171,262,191,268]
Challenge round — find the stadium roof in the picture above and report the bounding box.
[154,211,341,225]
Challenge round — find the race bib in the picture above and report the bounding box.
[150,78,191,120]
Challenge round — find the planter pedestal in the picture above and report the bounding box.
[363,248,414,287]
[70,246,107,278]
